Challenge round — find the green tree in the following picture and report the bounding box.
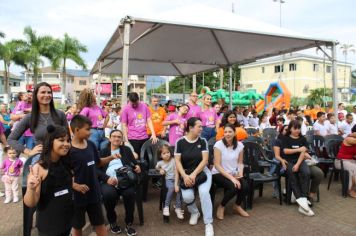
[0,40,23,97]
[50,33,87,99]
[307,88,332,106]
[16,26,56,85]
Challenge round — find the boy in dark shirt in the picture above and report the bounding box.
[70,115,111,236]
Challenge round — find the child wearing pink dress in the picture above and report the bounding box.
[1,146,23,203]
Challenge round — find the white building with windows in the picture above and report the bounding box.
[239,53,353,102]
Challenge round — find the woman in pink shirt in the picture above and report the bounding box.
[163,104,190,146]
[198,94,220,141]
[121,92,158,155]
[78,89,109,150]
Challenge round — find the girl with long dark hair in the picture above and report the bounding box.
[24,125,73,236]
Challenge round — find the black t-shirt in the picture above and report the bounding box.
[69,140,101,205]
[174,136,208,171]
[280,135,308,162]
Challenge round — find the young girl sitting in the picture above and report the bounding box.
[156,144,184,219]
[1,145,23,203]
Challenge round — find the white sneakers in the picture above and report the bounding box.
[0,191,5,197]
[163,207,170,216]
[189,212,200,225]
[298,206,315,216]
[296,197,314,216]
[175,208,184,220]
[188,211,214,236]
[205,223,214,236]
[4,198,11,204]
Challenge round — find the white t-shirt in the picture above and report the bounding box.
[156,158,176,180]
[211,140,244,175]
[339,121,355,138]
[324,120,338,135]
[313,121,328,136]
[248,117,259,128]
[259,121,271,132]
[242,116,249,128]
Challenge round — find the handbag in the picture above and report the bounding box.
[115,165,139,190]
[180,169,207,190]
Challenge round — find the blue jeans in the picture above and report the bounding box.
[181,167,213,225]
[201,127,216,142]
[165,179,181,208]
[19,136,35,149]
[89,129,108,151]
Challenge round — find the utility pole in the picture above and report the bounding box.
[273,0,286,82]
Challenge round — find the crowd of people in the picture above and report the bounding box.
[0,84,356,236]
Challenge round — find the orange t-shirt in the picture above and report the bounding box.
[147,106,167,136]
[216,126,248,141]
[310,108,323,121]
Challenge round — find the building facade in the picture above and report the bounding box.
[0,71,25,103]
[239,53,353,102]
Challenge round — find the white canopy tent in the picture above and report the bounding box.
[91,5,338,112]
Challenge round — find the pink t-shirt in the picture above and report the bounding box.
[165,113,187,146]
[198,108,219,128]
[1,158,23,177]
[121,102,151,140]
[12,102,33,137]
[186,103,201,119]
[80,105,107,128]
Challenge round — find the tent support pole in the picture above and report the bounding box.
[193,74,196,93]
[229,66,233,109]
[331,42,338,125]
[97,61,102,105]
[121,19,132,106]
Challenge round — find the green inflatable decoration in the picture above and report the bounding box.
[198,87,264,106]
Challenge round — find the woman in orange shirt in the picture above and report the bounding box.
[216,110,248,141]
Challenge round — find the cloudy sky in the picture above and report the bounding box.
[1,0,355,75]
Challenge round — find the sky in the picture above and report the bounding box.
[1,0,355,75]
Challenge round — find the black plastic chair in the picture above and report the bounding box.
[243,141,282,209]
[326,139,349,197]
[245,136,264,145]
[140,138,170,201]
[246,128,258,136]
[207,137,216,167]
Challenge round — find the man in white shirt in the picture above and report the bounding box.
[337,103,348,117]
[339,114,355,138]
[313,112,328,136]
[248,111,260,128]
[352,105,356,123]
[324,113,338,135]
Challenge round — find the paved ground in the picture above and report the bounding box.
[1,177,355,236]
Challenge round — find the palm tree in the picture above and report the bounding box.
[340,43,355,89]
[17,26,56,85]
[307,88,332,105]
[0,40,22,98]
[50,33,87,101]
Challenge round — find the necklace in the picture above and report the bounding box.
[40,113,50,125]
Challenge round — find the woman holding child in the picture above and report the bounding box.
[99,129,140,236]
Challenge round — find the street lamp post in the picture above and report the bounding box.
[273,0,285,82]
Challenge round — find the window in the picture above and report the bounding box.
[79,80,87,85]
[303,85,309,94]
[289,63,297,71]
[246,84,253,88]
[313,64,319,72]
[326,66,332,73]
[261,67,265,73]
[274,65,284,73]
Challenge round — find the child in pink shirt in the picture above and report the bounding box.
[1,146,23,203]
[163,104,190,146]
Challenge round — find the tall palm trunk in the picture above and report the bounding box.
[3,63,10,100]
[62,58,67,102]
